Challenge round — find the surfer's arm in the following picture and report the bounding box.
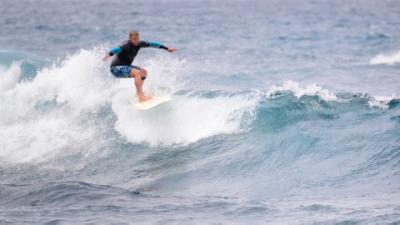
[108,47,122,56]
[140,41,177,52]
[103,46,122,61]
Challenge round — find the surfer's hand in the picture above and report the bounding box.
[168,47,177,53]
[102,54,110,62]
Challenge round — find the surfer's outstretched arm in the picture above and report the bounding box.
[140,41,177,52]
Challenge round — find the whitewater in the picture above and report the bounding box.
[1,0,400,224]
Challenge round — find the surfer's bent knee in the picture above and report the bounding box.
[140,68,147,76]
[140,68,147,80]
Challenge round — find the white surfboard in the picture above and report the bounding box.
[136,95,171,110]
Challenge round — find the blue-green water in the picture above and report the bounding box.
[0,0,399,224]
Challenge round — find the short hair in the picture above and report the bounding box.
[129,31,139,38]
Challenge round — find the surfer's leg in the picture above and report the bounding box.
[140,68,147,81]
[130,68,151,102]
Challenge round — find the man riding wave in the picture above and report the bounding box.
[103,31,176,102]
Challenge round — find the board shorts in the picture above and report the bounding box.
[110,65,141,78]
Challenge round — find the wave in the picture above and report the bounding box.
[0,48,399,166]
[0,48,257,163]
[370,50,400,65]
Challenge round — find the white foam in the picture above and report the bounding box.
[0,49,111,164]
[266,80,338,101]
[368,94,396,109]
[140,54,187,95]
[0,61,22,92]
[370,50,400,65]
[112,92,256,146]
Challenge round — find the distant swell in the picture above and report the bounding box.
[370,50,400,65]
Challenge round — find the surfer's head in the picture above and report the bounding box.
[129,31,140,45]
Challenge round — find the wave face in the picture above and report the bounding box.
[1,49,399,224]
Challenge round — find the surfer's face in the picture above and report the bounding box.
[130,35,140,45]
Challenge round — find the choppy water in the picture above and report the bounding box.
[1,0,400,224]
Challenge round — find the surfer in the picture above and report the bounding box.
[103,31,176,102]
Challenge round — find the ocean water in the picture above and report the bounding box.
[0,0,400,224]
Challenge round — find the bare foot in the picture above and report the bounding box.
[138,95,152,103]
